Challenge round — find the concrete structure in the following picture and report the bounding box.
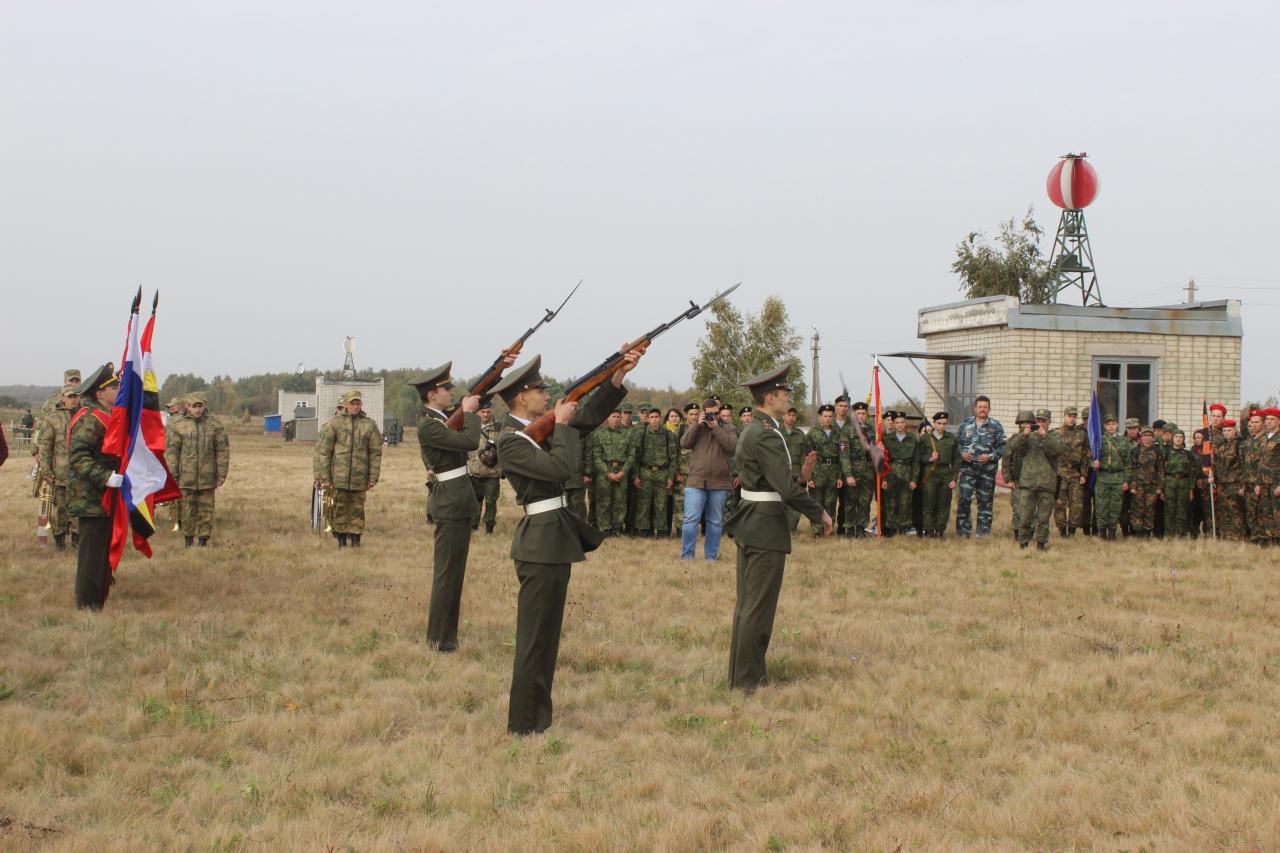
[914,296,1242,430]
[315,377,384,428]
[277,391,318,422]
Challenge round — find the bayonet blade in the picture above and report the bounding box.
[547,279,583,321]
[699,281,741,313]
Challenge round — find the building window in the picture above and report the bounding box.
[945,360,979,418]
[1093,358,1157,426]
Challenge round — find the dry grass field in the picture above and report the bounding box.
[2,424,1279,851]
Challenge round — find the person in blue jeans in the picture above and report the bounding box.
[679,397,738,559]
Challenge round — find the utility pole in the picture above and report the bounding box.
[1184,278,1197,304]
[809,327,821,423]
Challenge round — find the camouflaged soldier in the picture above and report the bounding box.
[35,384,82,550]
[671,402,701,532]
[631,408,677,536]
[592,410,632,535]
[32,369,81,473]
[1051,406,1092,536]
[1092,414,1130,541]
[1128,427,1165,536]
[313,390,382,546]
[781,406,807,531]
[66,364,120,610]
[1163,429,1196,537]
[164,391,230,547]
[1242,408,1280,544]
[804,405,846,537]
[1211,418,1246,540]
[161,397,188,531]
[955,396,1006,538]
[1006,409,1066,550]
[468,401,502,534]
[881,411,918,535]
[1119,417,1141,534]
[1001,410,1034,539]
[915,411,959,538]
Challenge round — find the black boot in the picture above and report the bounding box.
[185,536,195,548]
[70,533,79,547]
[199,537,209,547]
[1036,541,1048,551]
[1067,526,1076,537]
[337,533,348,548]
[350,534,361,547]
[485,524,494,534]
[54,534,66,551]
[1019,541,1029,549]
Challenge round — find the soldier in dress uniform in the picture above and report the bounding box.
[492,346,644,735]
[723,365,829,692]
[66,364,120,610]
[411,360,508,653]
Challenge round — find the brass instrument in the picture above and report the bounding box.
[36,478,54,545]
[312,485,334,533]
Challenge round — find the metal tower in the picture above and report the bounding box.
[1046,153,1103,306]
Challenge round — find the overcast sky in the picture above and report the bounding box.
[3,2,1277,402]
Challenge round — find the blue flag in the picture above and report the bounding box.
[1087,389,1103,490]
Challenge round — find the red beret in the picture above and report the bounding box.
[1209,403,1227,415]
[1267,408,1280,418]
[1249,410,1264,420]
[1221,418,1236,427]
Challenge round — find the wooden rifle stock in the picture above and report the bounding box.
[444,342,523,431]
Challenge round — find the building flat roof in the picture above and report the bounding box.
[918,296,1242,338]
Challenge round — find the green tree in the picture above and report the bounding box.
[690,295,806,413]
[953,206,1055,304]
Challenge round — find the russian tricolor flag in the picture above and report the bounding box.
[102,289,180,570]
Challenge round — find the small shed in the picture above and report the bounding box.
[315,378,384,428]
[263,414,282,433]
[277,391,318,422]
[913,296,1243,429]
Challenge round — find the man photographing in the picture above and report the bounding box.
[679,397,737,560]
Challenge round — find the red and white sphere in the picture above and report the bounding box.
[1046,155,1099,210]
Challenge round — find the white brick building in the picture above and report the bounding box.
[913,296,1243,430]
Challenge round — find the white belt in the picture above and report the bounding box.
[523,496,567,515]
[740,489,782,502]
[436,466,469,482]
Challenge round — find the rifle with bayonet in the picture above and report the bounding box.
[522,283,741,444]
[446,280,581,431]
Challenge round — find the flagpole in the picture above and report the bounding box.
[873,355,884,540]
[1203,397,1217,540]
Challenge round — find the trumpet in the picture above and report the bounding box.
[36,478,54,545]
[312,485,335,533]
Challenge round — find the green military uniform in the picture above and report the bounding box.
[1210,426,1245,540]
[163,391,230,545]
[845,406,876,537]
[1000,410,1033,539]
[630,419,677,535]
[1094,416,1131,539]
[412,364,483,652]
[592,417,632,534]
[313,395,382,541]
[1006,410,1066,548]
[915,416,959,538]
[1050,409,1092,534]
[162,399,187,531]
[666,420,688,534]
[881,420,918,534]
[723,366,825,692]
[1163,432,1196,537]
[1241,416,1279,544]
[780,417,808,531]
[491,356,627,734]
[1128,430,1165,535]
[621,405,639,533]
[36,387,81,548]
[1118,419,1139,535]
[468,407,502,534]
[804,414,847,537]
[67,364,118,610]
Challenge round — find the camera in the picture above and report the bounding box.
[704,411,718,424]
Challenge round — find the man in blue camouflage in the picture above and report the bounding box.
[954,395,1006,538]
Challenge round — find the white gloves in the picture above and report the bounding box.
[106,473,125,488]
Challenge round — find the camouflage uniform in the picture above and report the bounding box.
[1094,426,1131,537]
[1051,416,1091,533]
[631,423,677,534]
[1000,434,1026,540]
[592,421,632,533]
[955,415,1006,537]
[1241,429,1279,543]
[1118,420,1139,534]
[468,415,502,532]
[313,408,382,534]
[35,396,79,544]
[882,429,918,534]
[164,396,230,542]
[1006,417,1066,546]
[1162,436,1196,537]
[1128,438,1165,534]
[1210,430,1245,540]
[915,426,959,537]
[162,401,187,531]
[805,425,848,536]
[672,422,694,532]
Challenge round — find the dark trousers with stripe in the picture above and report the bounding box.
[508,561,571,734]
[75,516,113,610]
[427,519,472,648]
[729,544,786,690]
